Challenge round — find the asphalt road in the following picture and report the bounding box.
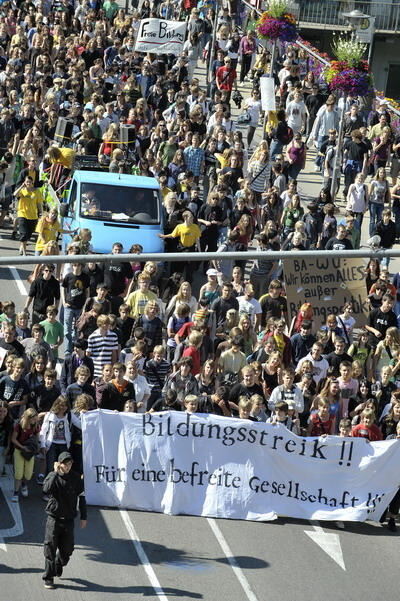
[0,459,399,601]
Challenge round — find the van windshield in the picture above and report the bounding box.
[80,183,160,224]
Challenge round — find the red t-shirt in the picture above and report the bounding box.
[351,423,383,441]
[216,66,237,91]
[177,321,194,341]
[309,413,334,436]
[182,346,201,375]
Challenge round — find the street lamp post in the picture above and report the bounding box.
[329,9,374,202]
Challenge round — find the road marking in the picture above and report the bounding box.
[9,267,28,296]
[207,518,259,601]
[304,520,346,570]
[119,509,168,601]
[0,464,24,551]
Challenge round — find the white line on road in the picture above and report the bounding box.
[207,518,259,601]
[304,520,346,570]
[9,267,27,296]
[0,464,24,551]
[119,509,168,601]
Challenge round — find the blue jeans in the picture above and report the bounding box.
[369,202,383,237]
[63,306,82,354]
[270,139,283,160]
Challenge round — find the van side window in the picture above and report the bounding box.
[68,180,77,215]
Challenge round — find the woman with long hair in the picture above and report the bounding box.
[238,313,257,358]
[11,407,39,501]
[281,193,304,238]
[166,281,198,318]
[25,355,47,396]
[365,258,381,293]
[248,146,270,204]
[196,359,217,397]
[231,265,245,297]
[98,123,120,165]
[261,188,282,226]
[314,377,341,429]
[262,351,282,399]
[233,213,253,247]
[373,327,400,377]
[39,396,79,480]
[369,167,391,236]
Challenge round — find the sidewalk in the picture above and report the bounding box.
[193,58,400,277]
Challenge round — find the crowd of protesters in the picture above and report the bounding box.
[0,0,398,540]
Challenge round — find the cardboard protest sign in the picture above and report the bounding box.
[135,19,187,55]
[283,256,368,327]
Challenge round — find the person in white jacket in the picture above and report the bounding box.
[268,369,304,414]
[346,172,369,229]
[38,396,80,485]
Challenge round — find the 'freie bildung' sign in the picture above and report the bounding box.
[135,18,187,55]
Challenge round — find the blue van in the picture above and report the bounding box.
[60,171,164,253]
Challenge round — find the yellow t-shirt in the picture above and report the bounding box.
[35,216,62,251]
[171,223,201,247]
[17,188,43,220]
[52,147,76,169]
[126,290,157,317]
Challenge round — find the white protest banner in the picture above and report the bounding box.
[283,256,368,327]
[135,19,187,55]
[260,75,276,111]
[82,410,400,522]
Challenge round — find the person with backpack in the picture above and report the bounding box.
[247,146,270,204]
[270,108,293,161]
[310,96,339,171]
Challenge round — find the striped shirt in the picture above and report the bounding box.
[144,359,171,395]
[88,329,119,377]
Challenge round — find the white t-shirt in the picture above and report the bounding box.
[237,296,262,324]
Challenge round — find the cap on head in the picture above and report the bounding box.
[58,451,73,464]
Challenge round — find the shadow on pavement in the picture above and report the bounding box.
[277,516,396,537]
[61,578,203,597]
[85,536,269,570]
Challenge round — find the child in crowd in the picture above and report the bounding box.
[11,408,39,502]
[351,409,383,441]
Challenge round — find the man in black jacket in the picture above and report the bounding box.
[42,451,87,589]
[24,264,60,324]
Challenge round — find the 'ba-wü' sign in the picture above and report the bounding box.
[283,256,368,326]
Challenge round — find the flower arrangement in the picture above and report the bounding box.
[256,0,298,42]
[332,35,367,64]
[323,35,373,97]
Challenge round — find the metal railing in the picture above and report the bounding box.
[298,0,400,33]
[1,249,398,266]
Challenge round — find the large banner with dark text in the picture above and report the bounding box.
[135,18,187,54]
[283,256,368,327]
[82,411,400,522]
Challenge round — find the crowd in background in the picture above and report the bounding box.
[0,0,398,530]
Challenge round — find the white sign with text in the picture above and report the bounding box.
[82,410,400,522]
[135,18,187,55]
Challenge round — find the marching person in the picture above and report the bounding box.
[42,451,87,589]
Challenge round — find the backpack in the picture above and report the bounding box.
[281,125,294,145]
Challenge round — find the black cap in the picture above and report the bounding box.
[73,340,88,350]
[58,452,73,464]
